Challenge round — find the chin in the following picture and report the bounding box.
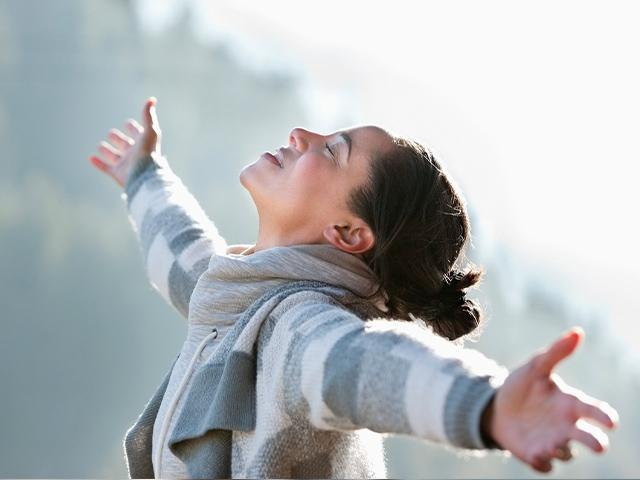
[239,163,256,191]
[239,168,248,190]
[239,168,264,207]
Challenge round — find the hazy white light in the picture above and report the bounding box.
[133,0,640,347]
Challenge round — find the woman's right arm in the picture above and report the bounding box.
[89,98,228,319]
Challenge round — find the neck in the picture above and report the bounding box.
[253,218,326,254]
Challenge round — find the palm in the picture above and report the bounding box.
[497,370,577,466]
[489,328,619,473]
[89,97,162,188]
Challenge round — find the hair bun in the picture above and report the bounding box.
[435,268,479,312]
[437,283,466,312]
[421,266,485,341]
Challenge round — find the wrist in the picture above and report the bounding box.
[123,152,166,193]
[480,394,502,449]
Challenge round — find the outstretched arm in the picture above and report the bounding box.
[271,299,618,473]
[89,98,228,319]
[271,298,509,449]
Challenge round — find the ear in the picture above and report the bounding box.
[322,222,375,255]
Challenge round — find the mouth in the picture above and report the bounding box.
[274,147,285,168]
[262,151,283,168]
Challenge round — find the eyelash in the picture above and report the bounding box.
[325,143,338,164]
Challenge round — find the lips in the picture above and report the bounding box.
[275,147,285,167]
[263,151,282,167]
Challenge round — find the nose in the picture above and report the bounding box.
[289,127,321,152]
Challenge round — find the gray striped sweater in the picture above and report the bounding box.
[120,153,508,479]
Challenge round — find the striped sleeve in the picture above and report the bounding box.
[120,153,229,319]
[275,300,508,450]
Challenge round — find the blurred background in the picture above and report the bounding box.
[0,0,638,477]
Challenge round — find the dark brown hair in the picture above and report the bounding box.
[348,135,485,341]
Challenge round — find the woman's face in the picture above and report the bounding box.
[239,125,394,253]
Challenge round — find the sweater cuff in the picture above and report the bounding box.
[121,152,167,206]
[443,374,505,450]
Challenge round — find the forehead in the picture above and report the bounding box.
[342,125,394,154]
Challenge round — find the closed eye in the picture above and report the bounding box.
[325,143,338,164]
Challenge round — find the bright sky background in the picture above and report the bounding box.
[135,0,640,349]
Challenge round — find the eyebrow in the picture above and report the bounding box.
[338,132,352,164]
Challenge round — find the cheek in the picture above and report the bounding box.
[287,160,332,196]
[287,175,349,220]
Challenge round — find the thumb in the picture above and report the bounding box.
[533,327,584,376]
[142,96,158,129]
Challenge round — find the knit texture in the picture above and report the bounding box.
[120,153,508,479]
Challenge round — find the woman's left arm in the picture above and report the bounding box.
[273,300,618,473]
[273,299,509,449]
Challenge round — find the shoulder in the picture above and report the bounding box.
[270,289,346,320]
[253,281,391,349]
[256,289,361,343]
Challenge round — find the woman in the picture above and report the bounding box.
[90,97,618,478]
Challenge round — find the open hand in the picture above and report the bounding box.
[486,327,619,473]
[89,97,163,188]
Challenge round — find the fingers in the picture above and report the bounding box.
[575,397,619,429]
[525,405,612,474]
[89,154,110,173]
[570,418,609,453]
[125,118,143,138]
[531,455,553,473]
[532,327,584,376]
[98,141,121,164]
[551,443,574,462]
[108,128,134,150]
[90,128,133,171]
[527,441,574,474]
[529,440,575,473]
